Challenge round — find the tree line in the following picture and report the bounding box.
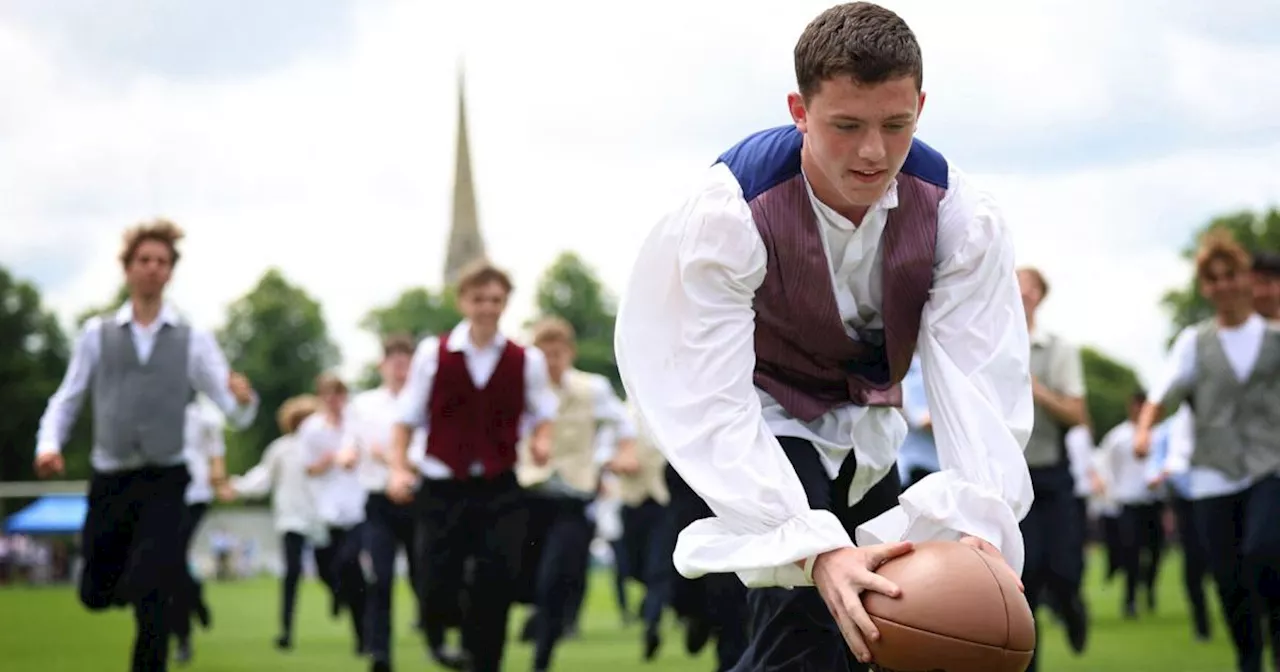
[0,208,1276,488]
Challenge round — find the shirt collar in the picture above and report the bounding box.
[1029,326,1053,347]
[802,171,900,232]
[113,301,183,327]
[446,320,508,354]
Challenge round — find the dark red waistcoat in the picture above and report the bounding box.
[716,125,946,422]
[425,335,527,479]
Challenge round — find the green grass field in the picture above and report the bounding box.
[0,552,1250,671]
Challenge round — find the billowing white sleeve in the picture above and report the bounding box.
[854,172,1035,576]
[615,168,854,588]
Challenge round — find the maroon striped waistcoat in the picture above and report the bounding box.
[717,126,946,422]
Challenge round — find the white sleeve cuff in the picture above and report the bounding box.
[854,470,1027,576]
[35,442,62,457]
[672,508,853,589]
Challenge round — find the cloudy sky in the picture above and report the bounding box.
[2,0,1278,388]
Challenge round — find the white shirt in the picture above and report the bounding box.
[231,434,328,544]
[298,412,367,528]
[1065,425,1097,498]
[1152,314,1269,494]
[615,160,1034,588]
[341,386,427,492]
[1098,421,1153,505]
[183,401,227,505]
[397,321,560,479]
[36,302,258,469]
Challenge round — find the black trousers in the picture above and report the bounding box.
[1194,475,1280,672]
[531,495,596,670]
[1100,512,1123,580]
[169,502,209,643]
[1170,493,1212,636]
[1117,502,1165,612]
[621,497,673,632]
[279,531,312,641]
[728,439,899,672]
[363,493,418,664]
[667,465,750,672]
[415,472,528,672]
[315,524,368,650]
[79,464,191,672]
[1020,465,1085,672]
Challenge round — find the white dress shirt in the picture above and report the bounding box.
[341,386,427,492]
[298,412,367,528]
[231,434,328,545]
[36,302,258,470]
[397,321,560,479]
[1097,421,1154,505]
[615,160,1034,588]
[183,401,227,505]
[1151,315,1268,497]
[1065,425,1097,498]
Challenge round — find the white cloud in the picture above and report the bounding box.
[2,0,1279,394]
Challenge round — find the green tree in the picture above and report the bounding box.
[0,267,94,516]
[217,268,340,474]
[1081,346,1142,440]
[356,287,462,389]
[531,252,621,392]
[1160,208,1280,341]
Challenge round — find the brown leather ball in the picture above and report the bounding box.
[861,540,1036,672]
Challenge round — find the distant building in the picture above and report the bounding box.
[442,66,488,287]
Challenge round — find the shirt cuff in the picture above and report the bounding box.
[672,508,853,589]
[36,441,62,457]
[854,471,1027,576]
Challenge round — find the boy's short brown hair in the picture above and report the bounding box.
[314,372,348,397]
[455,258,513,298]
[794,2,924,100]
[277,394,320,434]
[119,218,185,268]
[531,316,577,348]
[1195,227,1252,280]
[382,333,416,358]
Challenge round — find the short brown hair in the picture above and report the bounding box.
[794,2,923,100]
[1195,227,1252,280]
[382,333,416,358]
[455,258,513,298]
[277,394,320,434]
[314,372,348,397]
[119,218,185,268]
[532,316,576,348]
[1017,266,1050,299]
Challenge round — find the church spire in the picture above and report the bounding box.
[443,64,487,287]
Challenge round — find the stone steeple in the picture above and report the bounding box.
[443,65,487,287]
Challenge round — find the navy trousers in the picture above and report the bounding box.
[79,464,191,672]
[363,493,418,664]
[1020,464,1086,672]
[1194,475,1280,672]
[728,438,900,672]
[531,495,595,670]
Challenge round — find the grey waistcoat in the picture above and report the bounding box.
[1025,334,1068,469]
[1190,321,1280,481]
[91,322,193,472]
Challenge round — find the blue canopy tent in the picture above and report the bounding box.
[4,493,88,535]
